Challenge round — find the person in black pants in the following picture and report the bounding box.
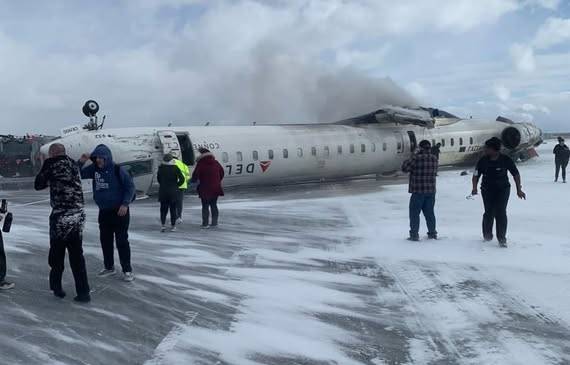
[553,137,570,183]
[0,225,15,290]
[79,144,136,282]
[471,137,526,247]
[157,154,184,232]
[35,143,90,302]
[191,148,225,228]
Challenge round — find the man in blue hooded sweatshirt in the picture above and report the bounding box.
[79,144,136,282]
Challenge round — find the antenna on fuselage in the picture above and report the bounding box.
[82,100,105,131]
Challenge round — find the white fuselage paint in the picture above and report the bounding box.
[41,118,541,194]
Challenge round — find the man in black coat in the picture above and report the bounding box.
[157,154,184,232]
[35,143,91,302]
[553,137,570,183]
[471,138,526,248]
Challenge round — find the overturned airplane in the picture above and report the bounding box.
[41,102,543,195]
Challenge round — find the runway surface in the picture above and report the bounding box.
[1,143,569,365]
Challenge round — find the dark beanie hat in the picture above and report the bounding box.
[163,153,174,162]
[558,136,564,142]
[485,137,502,151]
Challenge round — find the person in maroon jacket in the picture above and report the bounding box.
[191,148,225,228]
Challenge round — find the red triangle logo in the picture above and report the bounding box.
[260,160,272,173]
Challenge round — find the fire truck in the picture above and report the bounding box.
[0,135,56,178]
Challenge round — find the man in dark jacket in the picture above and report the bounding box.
[191,148,225,228]
[472,137,526,247]
[157,154,184,232]
[0,214,15,290]
[35,143,90,302]
[79,144,136,282]
[402,140,438,241]
[553,137,570,183]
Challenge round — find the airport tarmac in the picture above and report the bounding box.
[1,143,570,365]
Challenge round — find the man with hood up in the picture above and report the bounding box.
[35,143,90,302]
[191,148,225,228]
[79,144,136,282]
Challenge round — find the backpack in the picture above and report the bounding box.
[114,164,137,203]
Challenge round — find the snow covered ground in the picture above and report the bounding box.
[1,141,569,364]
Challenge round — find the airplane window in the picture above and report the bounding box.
[441,139,446,147]
[297,148,303,157]
[383,143,387,151]
[118,160,152,177]
[222,152,229,163]
[432,139,436,146]
[311,147,317,156]
[451,138,455,146]
[252,151,259,161]
[350,144,355,154]
[236,151,243,162]
[371,143,376,152]
[337,145,343,154]
[397,142,402,151]
[324,146,330,157]
[361,144,366,153]
[283,149,289,159]
[268,150,274,160]
[459,138,463,146]
[470,137,474,145]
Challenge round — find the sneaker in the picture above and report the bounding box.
[73,294,91,303]
[176,218,183,225]
[498,239,508,248]
[483,235,494,242]
[427,233,438,240]
[201,225,210,229]
[161,225,166,233]
[170,226,177,232]
[53,289,66,299]
[97,268,116,277]
[407,236,420,242]
[0,281,15,290]
[123,272,135,282]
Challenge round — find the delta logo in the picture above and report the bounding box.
[259,160,272,173]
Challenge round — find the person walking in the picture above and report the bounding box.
[34,143,91,302]
[553,137,570,183]
[402,140,439,241]
[0,214,15,290]
[173,154,190,223]
[191,148,225,228]
[431,142,442,160]
[157,154,185,232]
[471,137,526,247]
[78,144,136,282]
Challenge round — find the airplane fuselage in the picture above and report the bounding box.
[42,118,542,194]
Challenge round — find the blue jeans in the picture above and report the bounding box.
[409,193,437,238]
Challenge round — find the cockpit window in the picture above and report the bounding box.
[118,160,153,177]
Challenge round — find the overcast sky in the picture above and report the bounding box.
[0,0,568,135]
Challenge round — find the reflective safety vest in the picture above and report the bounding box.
[174,159,190,190]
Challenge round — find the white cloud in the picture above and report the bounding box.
[494,85,511,101]
[509,43,536,72]
[524,0,561,9]
[533,17,570,49]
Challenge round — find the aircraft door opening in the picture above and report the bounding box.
[407,131,417,152]
[175,133,195,166]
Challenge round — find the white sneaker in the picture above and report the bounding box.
[123,272,135,282]
[176,218,183,225]
[200,225,210,229]
[97,268,116,277]
[161,225,166,232]
[170,226,177,232]
[0,281,15,290]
